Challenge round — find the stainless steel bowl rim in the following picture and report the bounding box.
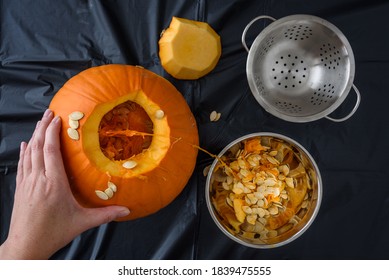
[205,132,323,248]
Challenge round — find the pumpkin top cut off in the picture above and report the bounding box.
[159,17,222,80]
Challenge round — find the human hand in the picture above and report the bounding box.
[0,109,130,259]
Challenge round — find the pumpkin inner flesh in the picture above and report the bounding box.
[99,100,154,161]
[82,90,171,178]
[159,17,221,80]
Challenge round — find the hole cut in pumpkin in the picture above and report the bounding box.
[98,100,154,161]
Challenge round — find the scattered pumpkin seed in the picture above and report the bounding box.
[68,118,79,129]
[67,128,79,140]
[122,160,137,169]
[107,181,117,192]
[95,190,109,200]
[203,165,211,177]
[104,188,114,198]
[155,109,165,119]
[210,111,221,122]
[69,111,84,121]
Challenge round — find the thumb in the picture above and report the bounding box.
[81,206,131,229]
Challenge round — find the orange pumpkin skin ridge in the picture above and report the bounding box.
[49,64,199,221]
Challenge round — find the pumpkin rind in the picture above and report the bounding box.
[159,17,222,80]
[49,64,199,221]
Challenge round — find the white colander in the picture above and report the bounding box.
[242,15,361,122]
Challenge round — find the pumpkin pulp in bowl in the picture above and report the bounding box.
[49,65,199,221]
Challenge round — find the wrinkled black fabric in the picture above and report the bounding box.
[1,0,389,259]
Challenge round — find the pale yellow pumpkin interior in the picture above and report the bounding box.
[82,90,170,178]
[159,17,221,80]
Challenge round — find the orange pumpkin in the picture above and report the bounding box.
[49,64,199,221]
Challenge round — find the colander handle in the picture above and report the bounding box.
[242,15,276,52]
[325,84,361,122]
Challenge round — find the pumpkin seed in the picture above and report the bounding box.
[69,111,84,121]
[232,183,244,194]
[246,214,257,225]
[257,207,266,218]
[107,181,117,192]
[122,160,137,169]
[280,193,289,200]
[263,178,277,187]
[222,182,230,191]
[210,111,221,122]
[95,190,109,200]
[258,217,267,225]
[155,109,165,119]
[266,155,279,165]
[268,206,279,215]
[68,118,79,129]
[267,230,278,238]
[285,177,294,188]
[226,196,233,207]
[67,128,79,140]
[290,217,299,225]
[210,110,218,121]
[242,206,252,214]
[203,165,211,177]
[280,165,290,176]
[269,150,278,157]
[104,188,114,198]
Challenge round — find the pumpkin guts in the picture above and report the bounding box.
[98,100,153,161]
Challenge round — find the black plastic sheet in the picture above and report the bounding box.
[1,0,389,259]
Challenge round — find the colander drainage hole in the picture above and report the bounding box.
[310,84,336,105]
[284,25,313,41]
[320,43,342,70]
[275,101,303,114]
[272,55,309,88]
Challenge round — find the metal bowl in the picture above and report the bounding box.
[205,132,322,248]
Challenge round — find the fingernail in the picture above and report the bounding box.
[20,142,27,151]
[43,109,53,118]
[53,116,61,123]
[117,208,131,218]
